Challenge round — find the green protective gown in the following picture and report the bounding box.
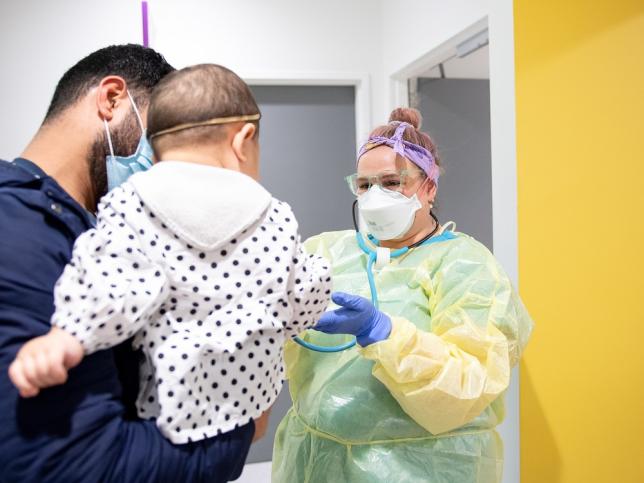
[272,230,533,483]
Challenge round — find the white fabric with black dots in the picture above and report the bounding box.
[51,162,332,444]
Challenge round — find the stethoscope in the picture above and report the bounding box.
[293,202,450,353]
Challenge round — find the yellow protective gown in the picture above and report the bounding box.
[272,230,533,483]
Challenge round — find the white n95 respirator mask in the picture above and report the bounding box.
[357,185,422,240]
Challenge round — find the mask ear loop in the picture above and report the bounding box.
[103,90,143,158]
[126,90,146,134]
[103,118,116,158]
[440,221,456,234]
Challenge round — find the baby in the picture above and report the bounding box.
[9,64,331,444]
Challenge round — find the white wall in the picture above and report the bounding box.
[150,0,379,75]
[150,0,383,146]
[0,0,383,158]
[0,0,141,159]
[487,4,521,481]
[0,0,492,158]
[378,0,489,121]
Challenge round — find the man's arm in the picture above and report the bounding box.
[0,185,257,482]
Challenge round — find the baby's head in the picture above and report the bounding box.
[147,64,261,180]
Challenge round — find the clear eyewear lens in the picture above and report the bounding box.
[345,174,360,195]
[378,173,405,192]
[347,171,412,195]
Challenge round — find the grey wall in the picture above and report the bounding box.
[245,85,356,463]
[251,85,356,239]
[417,78,493,250]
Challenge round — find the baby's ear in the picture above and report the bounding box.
[232,124,254,154]
[241,122,257,140]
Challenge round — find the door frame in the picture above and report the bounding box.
[388,17,489,113]
[243,72,371,152]
[384,10,522,483]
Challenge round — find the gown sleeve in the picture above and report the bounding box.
[358,237,534,434]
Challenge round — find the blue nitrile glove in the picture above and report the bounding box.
[314,292,392,346]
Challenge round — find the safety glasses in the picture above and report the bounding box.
[345,169,424,196]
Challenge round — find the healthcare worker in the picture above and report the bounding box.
[272,108,534,483]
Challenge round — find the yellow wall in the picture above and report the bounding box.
[514,1,644,482]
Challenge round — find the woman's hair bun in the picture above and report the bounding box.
[388,107,422,130]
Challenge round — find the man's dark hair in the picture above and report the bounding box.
[147,64,260,157]
[44,44,174,122]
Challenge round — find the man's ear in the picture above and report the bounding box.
[231,123,258,162]
[95,76,128,122]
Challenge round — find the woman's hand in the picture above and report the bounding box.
[314,292,391,346]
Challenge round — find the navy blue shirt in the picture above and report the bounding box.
[0,159,254,482]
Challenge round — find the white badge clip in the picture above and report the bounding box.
[375,246,391,269]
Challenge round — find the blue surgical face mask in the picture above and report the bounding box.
[104,90,154,191]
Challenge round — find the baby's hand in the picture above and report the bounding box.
[8,327,84,398]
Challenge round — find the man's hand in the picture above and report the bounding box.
[252,406,272,443]
[8,326,84,397]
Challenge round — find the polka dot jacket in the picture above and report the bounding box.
[51,162,332,444]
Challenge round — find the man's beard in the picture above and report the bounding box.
[87,112,141,211]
